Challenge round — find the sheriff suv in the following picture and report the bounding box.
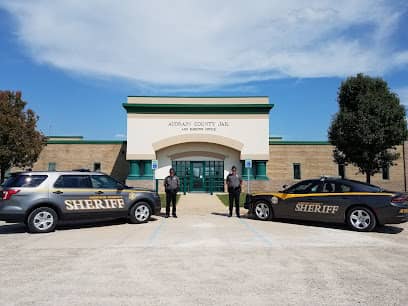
[0,171,161,233]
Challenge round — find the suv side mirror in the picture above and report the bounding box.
[116,183,124,190]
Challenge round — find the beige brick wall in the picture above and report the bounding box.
[265,144,406,192]
[31,143,129,182]
[126,179,158,191]
[17,141,407,194]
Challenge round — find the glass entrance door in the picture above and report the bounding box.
[191,162,205,192]
[172,160,224,193]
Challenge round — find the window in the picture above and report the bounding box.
[2,175,47,188]
[54,175,92,188]
[338,164,345,178]
[351,181,382,192]
[48,162,56,171]
[336,183,352,192]
[382,165,390,180]
[91,175,122,189]
[93,162,101,172]
[293,163,301,180]
[322,182,335,193]
[285,180,320,194]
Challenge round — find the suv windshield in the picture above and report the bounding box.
[2,174,48,188]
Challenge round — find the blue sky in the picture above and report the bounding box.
[1,0,408,141]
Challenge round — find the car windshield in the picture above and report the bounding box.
[2,174,48,188]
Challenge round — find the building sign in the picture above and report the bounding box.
[168,120,230,132]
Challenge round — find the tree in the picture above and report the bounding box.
[328,74,407,184]
[0,91,45,183]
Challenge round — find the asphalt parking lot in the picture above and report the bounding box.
[0,194,407,306]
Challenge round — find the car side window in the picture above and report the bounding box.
[91,175,121,189]
[322,182,335,193]
[54,175,92,188]
[286,181,320,194]
[336,183,352,193]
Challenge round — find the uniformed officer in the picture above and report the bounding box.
[226,166,242,217]
[164,168,180,218]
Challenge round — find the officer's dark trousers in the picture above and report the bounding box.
[228,190,240,217]
[166,191,177,216]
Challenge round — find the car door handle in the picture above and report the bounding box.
[95,191,104,195]
[53,190,63,194]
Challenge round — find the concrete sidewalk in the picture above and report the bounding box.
[176,193,237,216]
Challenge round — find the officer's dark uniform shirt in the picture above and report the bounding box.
[165,175,180,192]
[226,174,242,190]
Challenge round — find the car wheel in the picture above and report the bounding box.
[347,206,376,232]
[254,201,272,221]
[27,207,58,233]
[129,202,152,224]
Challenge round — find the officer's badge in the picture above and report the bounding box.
[129,192,137,201]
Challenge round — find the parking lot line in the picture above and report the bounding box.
[146,218,165,246]
[238,218,273,247]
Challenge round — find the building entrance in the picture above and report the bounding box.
[172,160,224,193]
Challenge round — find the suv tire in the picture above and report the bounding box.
[27,207,58,233]
[129,202,152,224]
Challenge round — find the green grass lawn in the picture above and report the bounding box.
[159,193,181,208]
[216,193,247,207]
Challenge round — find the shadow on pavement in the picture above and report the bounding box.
[211,212,251,218]
[0,223,27,234]
[0,217,160,234]
[241,215,404,234]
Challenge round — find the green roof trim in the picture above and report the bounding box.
[269,140,331,145]
[123,103,274,114]
[47,140,126,145]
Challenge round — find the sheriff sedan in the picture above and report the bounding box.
[244,177,408,231]
[0,171,161,233]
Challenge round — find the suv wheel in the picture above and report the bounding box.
[129,202,152,224]
[347,206,376,232]
[27,207,58,233]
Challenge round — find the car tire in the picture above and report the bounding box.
[347,206,377,232]
[26,207,58,233]
[129,202,152,224]
[253,201,273,221]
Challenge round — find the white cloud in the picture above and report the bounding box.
[1,0,407,88]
